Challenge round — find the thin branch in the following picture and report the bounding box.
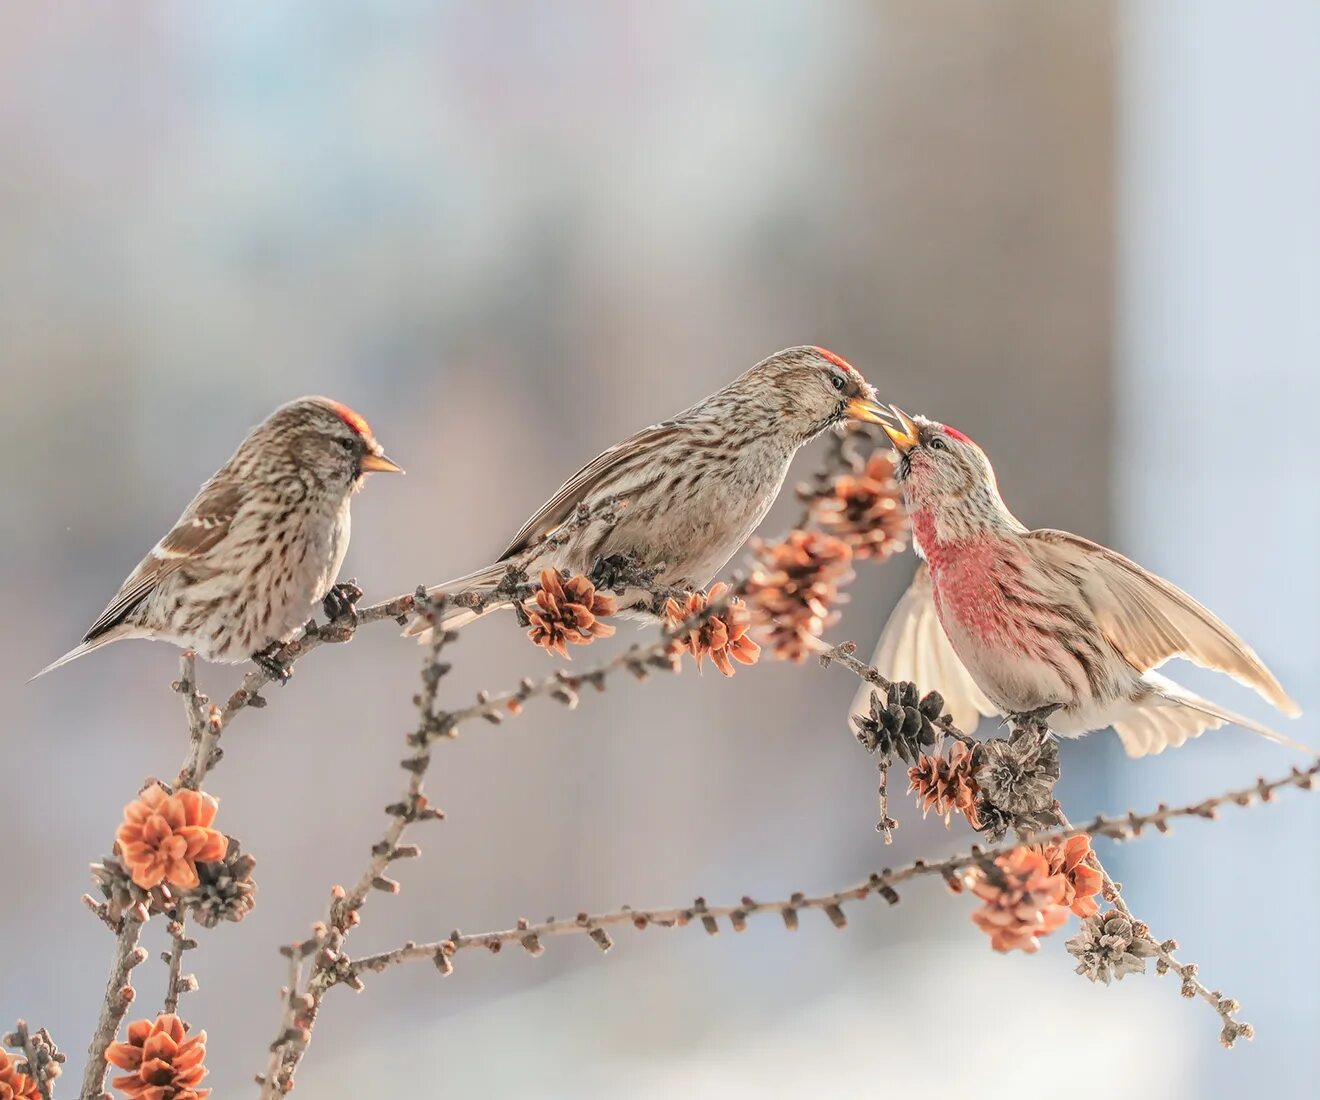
[256,582,746,1096]
[162,914,197,1015]
[79,920,148,1098]
[218,593,417,729]
[1062,809,1253,1047]
[345,759,1318,981]
[173,652,220,790]
[8,1021,56,1100]
[256,611,457,1098]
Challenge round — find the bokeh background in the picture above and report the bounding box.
[3,3,1317,1097]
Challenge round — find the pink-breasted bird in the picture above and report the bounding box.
[32,397,402,680]
[406,346,889,638]
[855,407,1305,757]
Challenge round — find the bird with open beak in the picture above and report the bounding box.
[856,406,1306,756]
[407,345,889,638]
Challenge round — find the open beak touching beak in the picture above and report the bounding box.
[880,405,920,454]
[361,450,405,474]
[846,396,892,425]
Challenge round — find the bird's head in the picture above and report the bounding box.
[881,406,1002,518]
[266,397,404,491]
[736,346,889,444]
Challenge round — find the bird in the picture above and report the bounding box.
[32,397,402,680]
[855,406,1306,757]
[405,346,889,639]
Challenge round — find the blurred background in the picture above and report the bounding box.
[2,2,1316,1097]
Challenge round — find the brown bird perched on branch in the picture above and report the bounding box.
[405,346,890,639]
[856,407,1306,757]
[33,397,402,680]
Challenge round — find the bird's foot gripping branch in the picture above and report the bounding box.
[14,424,1316,1099]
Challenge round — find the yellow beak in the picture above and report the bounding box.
[880,405,920,453]
[845,396,892,425]
[361,451,405,474]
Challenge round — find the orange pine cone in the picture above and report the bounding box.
[522,569,617,658]
[812,452,907,560]
[907,741,981,828]
[115,783,228,891]
[0,1048,40,1100]
[1040,834,1104,918]
[665,583,761,677]
[745,531,854,662]
[965,847,1070,953]
[105,1014,210,1100]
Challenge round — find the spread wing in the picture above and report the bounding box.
[852,563,997,732]
[1026,529,1300,717]
[499,421,684,560]
[84,479,242,641]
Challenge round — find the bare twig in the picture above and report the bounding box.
[173,652,221,790]
[79,919,148,1098]
[256,608,457,1097]
[7,1020,57,1100]
[257,582,747,1096]
[344,760,1318,982]
[162,915,197,1015]
[1060,807,1254,1046]
[218,593,417,728]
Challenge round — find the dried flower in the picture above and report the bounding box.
[665,583,761,676]
[965,847,1070,953]
[745,531,854,661]
[1040,834,1103,918]
[187,839,257,927]
[116,783,228,892]
[0,1048,40,1100]
[908,740,981,827]
[812,452,906,560]
[852,682,941,764]
[523,569,617,657]
[106,1014,210,1100]
[1066,910,1159,984]
[975,726,1060,816]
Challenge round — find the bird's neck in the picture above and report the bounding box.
[908,491,1025,570]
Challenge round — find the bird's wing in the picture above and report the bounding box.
[499,421,684,560]
[852,562,997,732]
[83,479,242,641]
[1026,529,1300,717]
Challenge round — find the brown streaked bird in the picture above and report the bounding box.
[406,346,889,639]
[855,407,1306,757]
[32,397,402,680]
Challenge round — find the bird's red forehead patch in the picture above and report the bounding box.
[813,346,859,377]
[327,400,372,438]
[941,425,971,443]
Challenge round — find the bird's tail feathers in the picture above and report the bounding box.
[402,562,511,641]
[28,636,116,682]
[1113,673,1313,758]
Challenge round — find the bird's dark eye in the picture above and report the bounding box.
[830,375,846,392]
[929,437,947,451]
[338,438,356,452]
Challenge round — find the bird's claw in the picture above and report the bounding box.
[252,644,294,684]
[322,580,364,627]
[589,552,657,593]
[1007,703,1062,736]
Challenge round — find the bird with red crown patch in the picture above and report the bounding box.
[406,345,890,638]
[33,396,402,681]
[854,406,1307,757]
